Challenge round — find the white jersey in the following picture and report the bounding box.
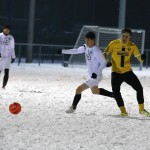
[0,32,15,70]
[62,44,106,79]
[0,32,15,59]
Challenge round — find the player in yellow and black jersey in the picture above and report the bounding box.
[104,28,150,117]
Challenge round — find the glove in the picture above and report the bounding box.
[91,73,97,79]
[11,58,15,63]
[106,61,112,67]
[141,53,146,60]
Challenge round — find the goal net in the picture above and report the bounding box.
[64,25,145,70]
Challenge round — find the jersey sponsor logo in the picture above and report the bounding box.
[117,51,129,56]
[1,40,10,45]
[85,49,92,60]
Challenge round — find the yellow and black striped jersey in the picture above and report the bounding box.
[104,39,143,73]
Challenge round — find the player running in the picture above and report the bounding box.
[104,28,150,117]
[62,31,114,113]
[0,25,15,89]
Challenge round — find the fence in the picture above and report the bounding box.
[15,43,150,69]
[15,43,73,66]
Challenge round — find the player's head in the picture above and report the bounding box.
[121,28,132,44]
[85,32,96,47]
[3,25,11,36]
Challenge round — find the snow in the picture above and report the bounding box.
[0,63,150,150]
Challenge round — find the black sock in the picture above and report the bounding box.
[3,69,9,88]
[99,88,114,98]
[72,94,81,109]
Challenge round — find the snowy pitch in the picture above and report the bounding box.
[0,63,150,150]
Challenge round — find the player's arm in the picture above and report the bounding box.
[103,47,110,62]
[133,45,146,62]
[62,45,85,54]
[10,37,15,63]
[103,52,112,67]
[93,49,106,76]
[103,42,113,67]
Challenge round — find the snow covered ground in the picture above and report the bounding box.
[0,63,150,150]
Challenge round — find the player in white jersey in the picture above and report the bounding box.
[62,32,114,113]
[0,25,16,88]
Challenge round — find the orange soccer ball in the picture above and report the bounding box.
[9,102,21,115]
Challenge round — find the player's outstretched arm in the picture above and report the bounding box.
[62,49,77,54]
[135,53,146,63]
[133,45,146,62]
[62,46,85,55]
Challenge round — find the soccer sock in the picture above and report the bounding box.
[3,69,9,88]
[119,106,127,114]
[139,103,144,111]
[99,88,114,98]
[72,94,81,109]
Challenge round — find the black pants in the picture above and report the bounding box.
[111,71,144,107]
[3,69,9,88]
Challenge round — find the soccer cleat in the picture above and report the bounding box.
[119,106,128,117]
[139,109,150,117]
[2,86,5,89]
[65,106,76,113]
[120,112,128,117]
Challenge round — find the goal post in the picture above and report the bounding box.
[64,25,145,70]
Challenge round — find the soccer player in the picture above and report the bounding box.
[104,28,150,117]
[62,32,114,113]
[0,25,15,89]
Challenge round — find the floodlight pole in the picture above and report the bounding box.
[27,0,36,63]
[118,0,126,29]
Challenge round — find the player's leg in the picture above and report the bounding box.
[90,86,114,97]
[111,72,128,116]
[2,58,11,88]
[124,71,150,116]
[91,86,99,94]
[66,83,89,113]
[0,58,6,73]
[72,83,89,109]
[99,88,114,97]
[2,69,9,88]
[87,75,114,97]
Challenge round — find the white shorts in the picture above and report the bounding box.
[0,57,11,71]
[85,75,103,88]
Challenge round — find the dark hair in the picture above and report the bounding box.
[3,25,11,30]
[121,28,132,36]
[85,32,95,40]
